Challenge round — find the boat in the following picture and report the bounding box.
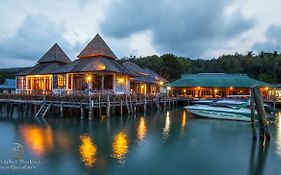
[185,99,256,121]
[185,99,275,122]
[185,104,253,121]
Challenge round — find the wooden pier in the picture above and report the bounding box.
[0,94,180,120]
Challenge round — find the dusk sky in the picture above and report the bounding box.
[0,0,280,67]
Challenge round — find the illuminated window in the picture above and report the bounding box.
[58,75,65,89]
[17,76,26,89]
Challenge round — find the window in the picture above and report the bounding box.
[57,75,65,89]
[17,76,26,89]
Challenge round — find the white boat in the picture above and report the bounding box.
[185,104,253,121]
[186,99,274,122]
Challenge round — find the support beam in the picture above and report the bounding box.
[80,106,84,120]
[60,102,64,118]
[250,88,257,140]
[251,86,270,141]
[106,95,111,117]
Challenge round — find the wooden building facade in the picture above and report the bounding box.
[122,61,167,95]
[16,34,166,96]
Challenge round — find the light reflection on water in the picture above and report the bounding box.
[180,110,187,136]
[1,108,281,175]
[79,135,97,167]
[162,111,171,142]
[19,124,54,157]
[111,131,128,164]
[137,117,147,142]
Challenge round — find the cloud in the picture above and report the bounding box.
[100,0,256,58]
[0,14,79,66]
[252,24,281,52]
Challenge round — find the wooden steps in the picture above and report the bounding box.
[35,102,52,118]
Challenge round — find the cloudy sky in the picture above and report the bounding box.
[0,0,280,67]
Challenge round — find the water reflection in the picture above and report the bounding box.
[249,140,270,175]
[162,111,171,142]
[112,131,128,163]
[19,124,54,157]
[276,112,281,156]
[180,111,187,136]
[137,117,147,142]
[79,135,97,167]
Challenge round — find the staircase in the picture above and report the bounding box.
[126,97,134,114]
[35,101,52,118]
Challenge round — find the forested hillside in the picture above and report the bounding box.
[1,51,280,84]
[120,51,281,83]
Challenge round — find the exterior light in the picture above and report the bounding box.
[97,64,106,70]
[214,89,218,93]
[159,81,164,86]
[118,78,125,83]
[141,85,144,89]
[183,89,186,92]
[230,87,233,90]
[265,87,269,91]
[86,75,92,83]
[197,86,200,89]
[167,86,171,90]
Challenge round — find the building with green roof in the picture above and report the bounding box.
[168,73,271,98]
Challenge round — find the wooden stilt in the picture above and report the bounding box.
[10,103,14,118]
[60,102,64,118]
[250,88,257,140]
[80,106,84,120]
[106,95,111,117]
[98,95,102,116]
[120,99,123,115]
[144,97,147,112]
[252,86,270,141]
[88,101,93,121]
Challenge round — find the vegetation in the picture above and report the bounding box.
[0,67,29,84]
[1,51,280,84]
[120,51,281,83]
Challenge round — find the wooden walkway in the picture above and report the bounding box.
[0,94,181,120]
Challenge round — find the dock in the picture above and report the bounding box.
[0,94,181,120]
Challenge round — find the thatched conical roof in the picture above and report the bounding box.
[78,34,117,59]
[38,43,71,64]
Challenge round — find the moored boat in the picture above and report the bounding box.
[185,104,253,121]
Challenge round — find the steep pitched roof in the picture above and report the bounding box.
[37,43,71,64]
[122,61,157,84]
[17,43,71,75]
[17,62,66,76]
[143,68,168,83]
[52,57,136,76]
[122,61,147,74]
[168,73,271,88]
[78,34,117,59]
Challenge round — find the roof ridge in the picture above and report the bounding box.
[37,43,71,64]
[78,34,117,59]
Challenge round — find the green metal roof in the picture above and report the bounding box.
[168,73,271,88]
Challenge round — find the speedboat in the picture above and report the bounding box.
[185,99,275,122]
[185,103,253,121]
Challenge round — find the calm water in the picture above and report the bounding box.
[0,108,281,175]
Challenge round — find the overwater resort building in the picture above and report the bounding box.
[16,34,166,95]
[168,73,271,98]
[122,61,167,94]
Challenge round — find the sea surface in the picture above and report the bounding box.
[0,108,281,175]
